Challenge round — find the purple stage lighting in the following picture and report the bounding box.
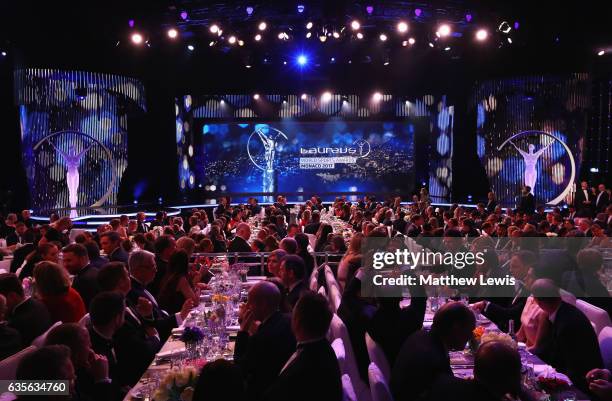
[366,5,374,15]
[180,11,188,20]
[246,6,254,15]
[465,14,472,22]
[414,8,422,17]
[514,21,520,29]
[297,4,305,13]
[128,19,135,28]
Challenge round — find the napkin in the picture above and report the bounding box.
[534,365,572,385]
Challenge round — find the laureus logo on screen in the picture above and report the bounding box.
[299,138,371,157]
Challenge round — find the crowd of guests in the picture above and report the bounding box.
[0,183,610,401]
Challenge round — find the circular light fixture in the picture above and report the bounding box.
[187,44,195,51]
[306,22,313,30]
[167,28,178,39]
[356,32,364,39]
[321,92,332,102]
[228,36,237,44]
[598,50,605,56]
[379,33,387,41]
[255,34,262,41]
[438,24,451,37]
[210,24,219,34]
[301,93,307,100]
[131,33,143,45]
[258,22,267,31]
[397,21,408,33]
[253,94,260,99]
[476,29,488,41]
[351,20,360,30]
[408,37,416,45]
[373,92,383,102]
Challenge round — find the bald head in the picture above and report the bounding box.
[247,281,281,321]
[236,223,251,241]
[475,341,521,397]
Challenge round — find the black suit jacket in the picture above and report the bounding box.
[234,312,296,400]
[228,236,252,253]
[390,330,453,401]
[8,297,53,346]
[9,243,34,273]
[286,280,309,309]
[595,191,610,212]
[538,302,603,394]
[0,322,22,360]
[72,264,100,310]
[263,339,342,401]
[127,278,177,341]
[88,325,118,384]
[303,222,321,235]
[108,247,129,264]
[482,284,529,333]
[574,188,593,214]
[517,193,535,214]
[367,287,427,367]
[485,200,497,213]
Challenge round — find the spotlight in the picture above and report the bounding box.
[383,58,390,65]
[428,42,434,48]
[319,35,327,42]
[238,40,244,46]
[306,22,313,30]
[258,22,267,31]
[167,28,178,39]
[465,14,473,22]
[253,94,260,100]
[476,29,488,41]
[414,8,422,17]
[246,6,254,15]
[301,93,307,100]
[255,34,262,41]
[321,92,332,102]
[297,54,308,66]
[228,36,237,44]
[306,32,312,38]
[278,32,289,40]
[408,37,416,45]
[131,32,143,45]
[187,44,195,51]
[128,19,135,28]
[209,41,215,46]
[210,24,219,34]
[283,61,287,65]
[1,51,6,57]
[507,37,513,44]
[297,4,305,13]
[220,100,225,105]
[330,57,335,63]
[373,92,382,102]
[351,20,360,30]
[246,64,252,68]
[402,40,408,47]
[366,5,374,15]
[444,46,451,51]
[356,32,364,39]
[598,50,605,56]
[180,11,188,20]
[437,24,451,37]
[379,33,387,41]
[333,31,340,39]
[397,21,408,33]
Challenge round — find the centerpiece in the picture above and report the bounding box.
[152,366,198,401]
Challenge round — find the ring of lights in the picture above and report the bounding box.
[497,130,576,205]
[33,130,117,208]
[247,126,288,171]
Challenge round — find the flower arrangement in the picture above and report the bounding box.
[479,331,517,350]
[180,326,205,344]
[153,366,198,401]
[211,294,230,303]
[537,376,570,393]
[472,326,486,342]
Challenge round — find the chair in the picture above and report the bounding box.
[342,374,358,401]
[306,233,317,250]
[0,346,37,380]
[365,333,391,382]
[309,264,320,292]
[318,286,328,299]
[575,299,612,335]
[368,362,394,401]
[329,284,342,313]
[31,321,62,348]
[331,338,347,375]
[328,314,372,401]
[599,326,612,370]
[324,264,341,292]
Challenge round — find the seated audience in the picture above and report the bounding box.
[193,359,246,401]
[279,255,309,308]
[63,243,100,310]
[16,345,76,401]
[99,231,128,264]
[34,261,86,323]
[562,247,610,316]
[158,250,199,314]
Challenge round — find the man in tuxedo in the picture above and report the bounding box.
[97,262,162,386]
[228,223,252,252]
[532,279,603,394]
[127,250,192,341]
[84,241,109,270]
[99,231,128,264]
[9,229,35,273]
[5,222,26,246]
[485,191,498,213]
[0,294,22,360]
[149,235,176,297]
[148,211,165,229]
[390,302,476,401]
[279,255,310,309]
[517,185,536,215]
[63,243,100,310]
[135,212,149,233]
[575,180,594,217]
[19,209,34,229]
[0,273,53,346]
[405,214,424,237]
[471,250,536,332]
[263,292,342,401]
[595,184,610,213]
[234,281,296,400]
[303,211,321,234]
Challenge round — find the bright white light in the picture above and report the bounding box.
[238,40,244,46]
[428,42,434,48]
[373,92,383,102]
[306,32,312,38]
[1,51,6,57]
[476,29,488,41]
[590,167,599,173]
[228,36,237,44]
[397,21,408,33]
[507,37,513,44]
[351,20,360,30]
[258,22,267,31]
[210,24,219,34]
[209,41,215,47]
[356,32,364,39]
[321,92,332,102]
[255,34,262,41]
[402,41,408,47]
[245,65,252,68]
[297,54,308,65]
[278,32,288,40]
[438,24,451,37]
[167,28,178,39]
[598,50,605,56]
[333,32,340,38]
[253,94,260,100]
[444,46,451,51]
[301,93,307,100]
[379,33,387,41]
[319,35,327,42]
[306,22,313,30]
[131,33,143,44]
[210,185,217,191]
[408,37,416,45]
[220,100,225,105]
[187,44,195,51]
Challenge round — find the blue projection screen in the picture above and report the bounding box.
[187,121,416,196]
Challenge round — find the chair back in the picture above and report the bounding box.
[575,299,612,335]
[309,264,320,292]
[329,284,342,313]
[365,332,391,382]
[368,362,394,401]
[0,345,38,380]
[599,326,612,370]
[31,321,62,348]
[342,374,358,401]
[306,234,317,250]
[331,338,347,375]
[324,264,341,291]
[318,286,327,299]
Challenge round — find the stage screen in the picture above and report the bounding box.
[188,121,416,196]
